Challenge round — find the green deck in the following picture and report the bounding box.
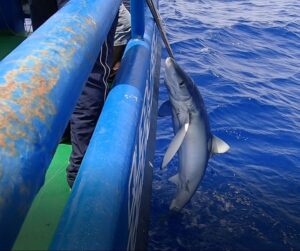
[1,34,71,250]
[0,32,26,59]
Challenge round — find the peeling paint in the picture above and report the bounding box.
[0,17,97,156]
[0,14,99,157]
[0,52,59,156]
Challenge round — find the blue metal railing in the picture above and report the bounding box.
[0,0,121,249]
[131,0,145,38]
[50,1,161,249]
[0,0,161,249]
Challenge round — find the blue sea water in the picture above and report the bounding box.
[148,0,300,250]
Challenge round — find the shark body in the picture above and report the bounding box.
[159,57,230,211]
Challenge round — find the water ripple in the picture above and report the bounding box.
[150,0,300,250]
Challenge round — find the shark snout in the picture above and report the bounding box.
[165,57,175,68]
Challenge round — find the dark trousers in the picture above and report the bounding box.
[66,15,119,188]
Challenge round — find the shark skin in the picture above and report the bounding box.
[160,57,230,212]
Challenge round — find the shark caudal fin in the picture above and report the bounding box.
[211,135,230,154]
[161,121,190,169]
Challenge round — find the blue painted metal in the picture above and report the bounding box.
[51,5,161,250]
[0,0,121,249]
[131,0,145,38]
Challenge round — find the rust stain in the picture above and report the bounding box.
[40,50,49,56]
[0,82,17,99]
[0,52,59,156]
[63,26,76,35]
[0,17,105,216]
[0,134,5,148]
[49,66,59,75]
[0,16,98,157]
[85,16,97,30]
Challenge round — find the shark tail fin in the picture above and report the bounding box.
[211,135,230,154]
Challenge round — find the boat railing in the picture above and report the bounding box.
[0,0,161,250]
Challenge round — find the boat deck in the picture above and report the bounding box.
[0,33,26,59]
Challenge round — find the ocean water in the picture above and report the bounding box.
[148,0,300,250]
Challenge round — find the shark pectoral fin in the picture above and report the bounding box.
[168,174,180,185]
[158,100,172,117]
[211,135,230,154]
[161,122,190,169]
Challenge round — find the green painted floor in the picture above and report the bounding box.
[0,32,26,59]
[13,144,71,250]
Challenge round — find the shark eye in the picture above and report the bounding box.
[179,81,184,87]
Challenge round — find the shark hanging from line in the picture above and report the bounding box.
[159,57,230,211]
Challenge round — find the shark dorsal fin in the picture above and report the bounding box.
[158,100,172,117]
[211,135,230,154]
[168,173,180,185]
[161,118,190,169]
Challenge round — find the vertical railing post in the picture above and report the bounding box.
[131,0,145,38]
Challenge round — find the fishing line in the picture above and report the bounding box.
[145,0,175,59]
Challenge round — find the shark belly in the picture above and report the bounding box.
[161,56,230,211]
[171,114,210,211]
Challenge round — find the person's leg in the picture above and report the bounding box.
[123,0,130,12]
[66,16,118,188]
[56,0,68,9]
[107,44,126,84]
[108,4,131,84]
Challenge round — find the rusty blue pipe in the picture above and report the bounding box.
[0,0,121,249]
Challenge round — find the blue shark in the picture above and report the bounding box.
[159,57,230,211]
